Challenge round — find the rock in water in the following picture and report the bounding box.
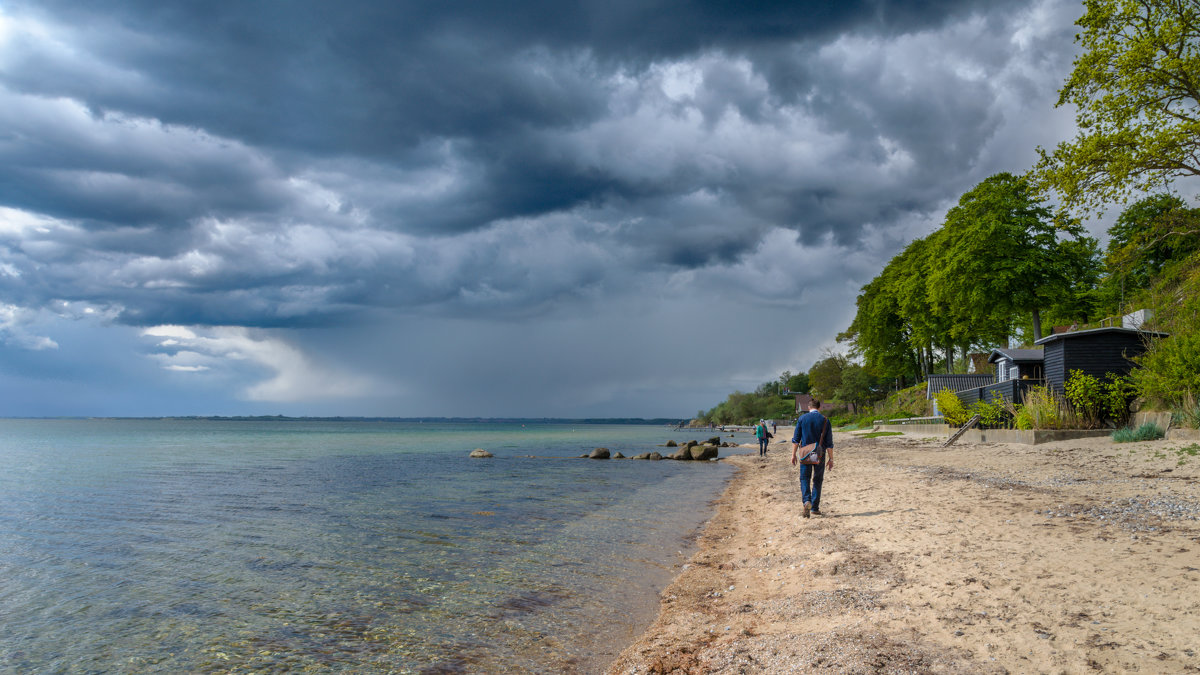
[469,448,493,458]
[612,452,625,459]
[649,452,663,461]
[632,453,651,460]
[665,440,677,447]
[589,447,611,459]
[690,445,719,461]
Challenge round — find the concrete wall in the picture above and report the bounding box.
[956,428,1113,445]
[1131,412,1173,430]
[872,423,951,436]
[872,424,1115,445]
[1167,428,1200,441]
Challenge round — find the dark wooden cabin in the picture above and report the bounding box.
[1034,327,1167,397]
[988,347,1044,382]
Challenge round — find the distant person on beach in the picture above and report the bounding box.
[790,400,834,518]
[755,420,769,456]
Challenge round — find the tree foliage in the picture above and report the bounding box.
[1131,255,1200,406]
[808,352,848,401]
[696,370,804,425]
[1099,194,1200,312]
[928,173,1099,342]
[1033,0,1200,214]
[840,174,1100,378]
[834,363,887,412]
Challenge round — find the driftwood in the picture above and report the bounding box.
[943,414,981,447]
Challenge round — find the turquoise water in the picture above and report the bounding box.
[0,419,741,673]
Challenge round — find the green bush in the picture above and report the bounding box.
[1112,423,1166,443]
[1064,370,1105,428]
[934,388,969,427]
[1132,288,1200,408]
[1103,375,1136,428]
[1012,404,1034,430]
[1064,370,1138,429]
[970,399,1008,427]
[1171,396,1200,430]
[1017,385,1078,430]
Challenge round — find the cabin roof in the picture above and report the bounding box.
[926,373,996,397]
[1033,326,1169,346]
[987,347,1044,364]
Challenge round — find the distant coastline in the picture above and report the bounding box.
[5,415,689,425]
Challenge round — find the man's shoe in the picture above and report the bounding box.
[802,502,811,519]
[811,508,822,516]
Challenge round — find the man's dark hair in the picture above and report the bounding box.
[810,400,822,409]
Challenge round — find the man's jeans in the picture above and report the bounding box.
[799,460,825,509]
[758,438,768,455]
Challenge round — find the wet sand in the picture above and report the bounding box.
[608,430,1200,673]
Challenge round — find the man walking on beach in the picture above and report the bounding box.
[755,420,769,457]
[790,400,834,518]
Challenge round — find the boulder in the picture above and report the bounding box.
[685,440,699,449]
[669,449,692,460]
[613,452,625,459]
[632,453,651,460]
[665,440,677,447]
[649,452,663,460]
[469,448,493,458]
[589,447,611,459]
[707,436,721,445]
[690,445,719,461]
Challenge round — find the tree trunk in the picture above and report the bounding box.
[1032,309,1043,342]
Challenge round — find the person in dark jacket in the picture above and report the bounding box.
[755,420,770,456]
[790,400,834,518]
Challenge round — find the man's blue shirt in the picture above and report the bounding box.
[791,410,833,449]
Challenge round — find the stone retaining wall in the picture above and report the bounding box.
[1131,411,1173,430]
[1167,428,1200,441]
[872,424,1115,445]
[957,428,1113,445]
[872,423,950,436]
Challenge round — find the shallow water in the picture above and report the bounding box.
[0,419,738,673]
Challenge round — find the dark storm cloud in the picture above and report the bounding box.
[2,0,1032,225]
[0,0,1080,337]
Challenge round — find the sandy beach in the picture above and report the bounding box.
[608,429,1200,673]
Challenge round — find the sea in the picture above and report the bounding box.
[0,418,743,673]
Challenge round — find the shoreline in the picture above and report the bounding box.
[607,430,1200,673]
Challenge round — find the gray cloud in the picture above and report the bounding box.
[0,0,1087,415]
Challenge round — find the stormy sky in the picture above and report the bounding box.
[0,0,1089,417]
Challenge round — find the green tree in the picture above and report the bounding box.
[927,173,1096,342]
[808,352,848,401]
[838,260,921,385]
[1033,0,1200,214]
[1099,194,1200,312]
[1130,252,1200,407]
[892,237,958,373]
[784,371,810,394]
[834,364,886,413]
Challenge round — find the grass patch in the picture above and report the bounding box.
[1111,423,1166,443]
[856,431,905,438]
